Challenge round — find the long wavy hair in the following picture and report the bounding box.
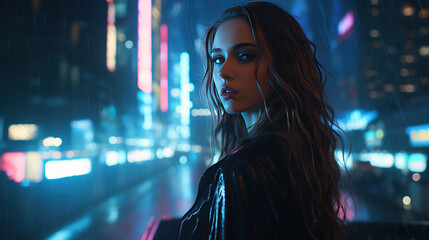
[202,2,349,240]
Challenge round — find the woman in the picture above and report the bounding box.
[178,2,349,239]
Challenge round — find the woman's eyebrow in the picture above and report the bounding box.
[211,42,257,54]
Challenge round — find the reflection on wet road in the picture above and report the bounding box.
[39,158,426,240]
[41,160,205,240]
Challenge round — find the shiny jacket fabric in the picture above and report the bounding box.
[178,133,312,240]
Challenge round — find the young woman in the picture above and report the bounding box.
[178,2,349,239]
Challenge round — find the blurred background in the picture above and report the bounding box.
[0,0,428,239]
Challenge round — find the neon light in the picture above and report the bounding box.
[1,152,26,183]
[8,124,38,141]
[127,149,153,162]
[163,147,174,158]
[370,153,394,168]
[335,150,353,169]
[160,24,168,112]
[338,11,354,35]
[25,151,43,182]
[408,153,427,173]
[138,91,153,130]
[406,124,429,147]
[106,1,117,72]
[43,137,63,147]
[337,109,378,131]
[394,153,408,170]
[179,156,188,164]
[105,151,119,166]
[138,0,152,93]
[45,158,92,180]
[180,52,191,126]
[361,152,394,168]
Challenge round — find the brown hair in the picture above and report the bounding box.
[202,2,350,240]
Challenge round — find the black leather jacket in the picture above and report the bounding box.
[177,133,312,240]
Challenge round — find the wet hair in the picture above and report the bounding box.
[202,2,350,239]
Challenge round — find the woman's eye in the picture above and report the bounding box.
[238,52,255,62]
[211,56,224,64]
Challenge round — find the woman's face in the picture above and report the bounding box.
[211,18,271,114]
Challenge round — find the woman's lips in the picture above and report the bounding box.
[221,86,239,100]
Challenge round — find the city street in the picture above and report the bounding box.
[31,157,426,240]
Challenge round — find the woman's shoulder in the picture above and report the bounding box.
[227,131,289,162]
[211,132,290,184]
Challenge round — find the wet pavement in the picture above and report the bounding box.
[37,158,427,240]
[38,160,206,240]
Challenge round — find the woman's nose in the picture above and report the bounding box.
[218,59,234,82]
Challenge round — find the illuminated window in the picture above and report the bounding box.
[370,0,379,5]
[400,84,416,93]
[400,68,410,77]
[403,5,415,16]
[8,124,38,141]
[369,91,383,98]
[420,46,429,56]
[369,29,379,38]
[419,9,429,18]
[401,54,415,63]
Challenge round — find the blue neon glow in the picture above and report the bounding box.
[138,91,153,130]
[180,52,191,126]
[179,156,187,164]
[408,153,427,173]
[127,149,153,162]
[163,147,174,158]
[46,216,91,240]
[335,150,353,169]
[364,131,376,141]
[338,110,378,131]
[156,148,164,159]
[105,150,125,166]
[406,124,429,147]
[45,158,92,180]
[105,151,119,166]
[360,153,394,168]
[394,153,408,170]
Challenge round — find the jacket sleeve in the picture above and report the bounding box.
[207,155,291,240]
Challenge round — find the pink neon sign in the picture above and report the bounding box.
[138,0,152,93]
[338,11,354,42]
[160,24,168,112]
[1,152,26,183]
[106,1,117,72]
